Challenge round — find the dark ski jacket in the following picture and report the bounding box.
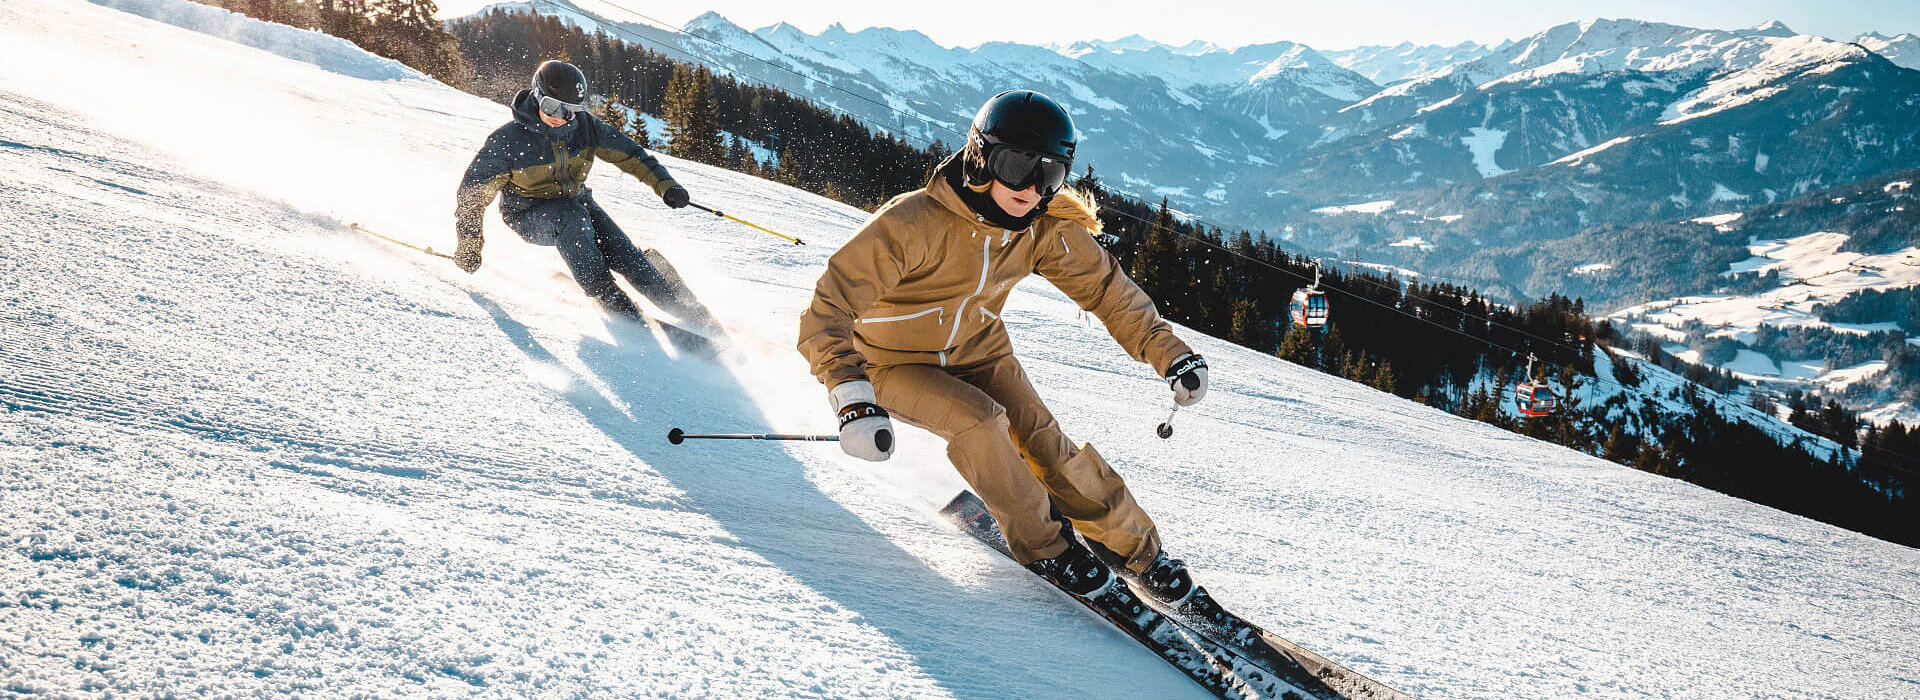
[455,89,679,242]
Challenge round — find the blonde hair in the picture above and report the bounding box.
[1045,186,1101,231]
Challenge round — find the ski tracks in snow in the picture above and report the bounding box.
[0,85,1200,698]
[7,1,1920,696]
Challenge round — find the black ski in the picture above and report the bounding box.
[1125,573,1417,700]
[940,491,1312,700]
[648,318,724,359]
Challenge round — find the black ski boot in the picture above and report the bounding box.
[1090,543,1239,634]
[1137,553,1237,630]
[1026,541,1117,599]
[594,290,646,323]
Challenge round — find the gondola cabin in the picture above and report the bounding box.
[1514,383,1559,417]
[1289,288,1329,328]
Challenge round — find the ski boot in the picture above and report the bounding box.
[1091,543,1240,637]
[1026,540,1118,599]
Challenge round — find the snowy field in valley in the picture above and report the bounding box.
[1610,226,1920,424]
[4,0,1920,697]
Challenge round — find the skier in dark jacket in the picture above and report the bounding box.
[455,60,711,327]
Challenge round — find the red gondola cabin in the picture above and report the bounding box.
[1290,288,1329,328]
[1514,383,1559,417]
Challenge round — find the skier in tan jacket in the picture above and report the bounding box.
[798,90,1227,619]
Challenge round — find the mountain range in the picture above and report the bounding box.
[470,5,1918,295]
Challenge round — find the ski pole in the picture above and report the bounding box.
[1156,403,1180,439]
[668,427,838,445]
[349,223,454,260]
[686,202,805,246]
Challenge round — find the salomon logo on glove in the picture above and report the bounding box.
[829,380,895,462]
[1165,354,1209,407]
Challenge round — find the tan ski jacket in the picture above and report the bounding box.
[799,171,1192,388]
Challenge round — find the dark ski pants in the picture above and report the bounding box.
[508,193,703,323]
[870,354,1163,570]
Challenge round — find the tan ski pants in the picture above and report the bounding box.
[870,354,1162,570]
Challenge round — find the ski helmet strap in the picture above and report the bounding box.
[837,402,889,428]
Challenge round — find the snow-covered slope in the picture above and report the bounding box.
[1857,32,1920,70]
[4,1,1920,697]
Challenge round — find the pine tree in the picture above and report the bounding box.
[1655,438,1685,478]
[663,64,722,163]
[1229,299,1259,349]
[1459,384,1488,419]
[1206,268,1231,334]
[1602,425,1638,463]
[1473,386,1505,426]
[1343,352,1368,383]
[629,107,651,147]
[1371,361,1398,395]
[1276,324,1317,368]
[593,96,633,138]
[728,133,748,169]
[1634,439,1663,472]
[1129,198,1177,311]
[1321,323,1348,376]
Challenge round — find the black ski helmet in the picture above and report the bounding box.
[963,90,1076,191]
[531,60,588,106]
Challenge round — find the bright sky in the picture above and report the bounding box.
[435,0,1920,51]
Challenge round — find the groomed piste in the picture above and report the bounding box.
[3,0,1917,697]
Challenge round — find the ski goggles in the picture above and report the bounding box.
[981,143,1071,195]
[535,91,587,120]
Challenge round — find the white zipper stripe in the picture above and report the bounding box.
[942,236,994,365]
[857,306,944,324]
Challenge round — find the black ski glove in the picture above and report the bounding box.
[662,185,690,209]
[1166,353,1208,406]
[454,236,482,274]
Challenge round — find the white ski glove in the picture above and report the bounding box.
[1166,353,1209,407]
[830,380,895,462]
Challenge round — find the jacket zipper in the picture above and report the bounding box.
[942,236,994,366]
[551,141,569,192]
[858,306,945,324]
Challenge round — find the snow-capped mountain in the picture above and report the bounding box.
[1260,19,1920,301]
[1058,38,1382,141]
[1321,41,1494,86]
[464,1,1376,207]
[9,1,1920,697]
[461,7,1919,270]
[1326,19,1870,140]
[1856,32,1920,70]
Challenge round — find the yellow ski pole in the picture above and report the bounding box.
[687,202,804,246]
[349,223,453,260]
